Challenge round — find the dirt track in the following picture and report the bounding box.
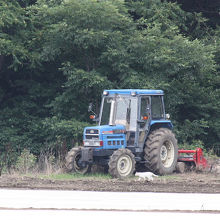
[0,172,220,193]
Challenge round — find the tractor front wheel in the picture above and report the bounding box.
[108,148,135,179]
[65,147,91,174]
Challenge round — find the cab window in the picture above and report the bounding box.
[140,97,150,119]
[151,96,164,119]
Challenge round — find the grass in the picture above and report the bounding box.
[24,170,183,181]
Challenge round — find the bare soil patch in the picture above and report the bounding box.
[0,172,220,193]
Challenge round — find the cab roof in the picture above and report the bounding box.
[104,89,164,96]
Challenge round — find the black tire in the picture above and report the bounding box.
[65,147,91,174]
[144,128,178,175]
[108,148,136,179]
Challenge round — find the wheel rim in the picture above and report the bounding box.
[160,140,175,168]
[117,155,133,177]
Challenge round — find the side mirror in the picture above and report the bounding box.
[88,103,93,112]
[88,103,99,122]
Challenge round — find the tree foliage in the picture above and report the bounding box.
[0,0,219,161]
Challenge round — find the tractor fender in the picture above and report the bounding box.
[149,120,173,131]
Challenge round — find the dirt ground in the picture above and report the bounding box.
[0,172,220,193]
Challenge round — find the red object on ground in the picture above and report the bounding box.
[178,148,209,170]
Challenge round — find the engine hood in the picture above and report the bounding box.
[84,124,126,134]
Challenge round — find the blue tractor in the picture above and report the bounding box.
[65,89,178,178]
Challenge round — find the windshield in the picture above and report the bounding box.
[100,95,137,131]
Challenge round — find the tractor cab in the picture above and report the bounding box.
[84,89,172,153]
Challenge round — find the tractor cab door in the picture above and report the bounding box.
[137,96,151,149]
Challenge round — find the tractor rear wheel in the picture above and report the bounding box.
[108,148,135,179]
[65,147,91,174]
[144,128,178,175]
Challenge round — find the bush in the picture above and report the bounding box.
[15,149,37,174]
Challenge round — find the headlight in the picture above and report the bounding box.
[131,91,137,96]
[103,91,109,96]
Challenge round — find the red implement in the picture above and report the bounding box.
[177,148,209,171]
